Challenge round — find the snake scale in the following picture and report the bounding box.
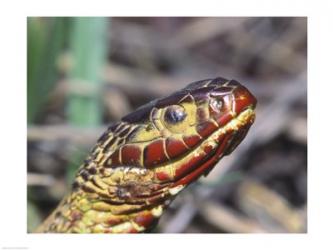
[36,77,257,233]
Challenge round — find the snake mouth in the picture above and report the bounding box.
[153,107,255,186]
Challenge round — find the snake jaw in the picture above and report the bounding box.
[104,78,256,170]
[153,107,256,189]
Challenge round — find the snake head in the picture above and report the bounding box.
[89,77,256,201]
[70,77,256,233]
[118,77,257,176]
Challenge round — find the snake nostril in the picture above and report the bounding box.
[232,86,257,114]
[209,98,223,112]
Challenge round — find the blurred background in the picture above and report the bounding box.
[27,17,307,233]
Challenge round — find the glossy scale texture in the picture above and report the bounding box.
[36,77,257,233]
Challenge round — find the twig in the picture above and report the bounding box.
[104,62,299,101]
[286,117,307,144]
[237,179,306,233]
[163,201,197,233]
[27,173,56,186]
[226,17,306,75]
[28,125,106,146]
[198,200,267,233]
[168,17,249,49]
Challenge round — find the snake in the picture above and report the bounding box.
[36,77,257,233]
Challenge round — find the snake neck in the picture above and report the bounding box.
[36,191,164,233]
[36,187,165,233]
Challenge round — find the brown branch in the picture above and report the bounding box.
[198,200,267,233]
[237,180,306,233]
[28,125,106,146]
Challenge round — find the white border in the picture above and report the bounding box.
[1,0,332,250]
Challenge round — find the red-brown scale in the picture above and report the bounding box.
[37,77,257,233]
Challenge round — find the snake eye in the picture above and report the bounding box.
[164,105,187,124]
[209,98,223,112]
